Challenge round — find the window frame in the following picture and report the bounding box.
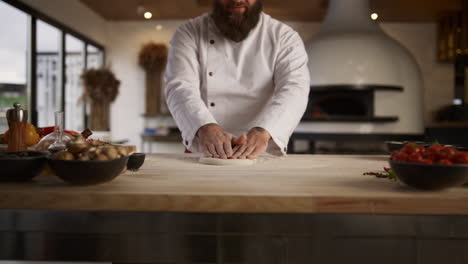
[1,0,105,127]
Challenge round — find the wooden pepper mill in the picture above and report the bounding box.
[6,103,28,152]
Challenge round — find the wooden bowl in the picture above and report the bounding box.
[389,160,468,190]
[0,151,48,182]
[48,156,129,185]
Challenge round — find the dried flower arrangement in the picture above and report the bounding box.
[138,42,169,116]
[81,68,120,103]
[139,43,168,71]
[81,68,120,131]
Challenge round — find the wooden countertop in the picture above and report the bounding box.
[1,154,468,215]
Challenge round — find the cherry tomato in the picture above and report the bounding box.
[408,152,423,163]
[415,146,426,154]
[423,152,437,161]
[402,143,419,154]
[453,152,468,164]
[437,146,458,160]
[437,159,453,165]
[426,144,442,156]
[420,159,433,165]
[428,144,443,152]
[392,151,409,162]
[390,144,466,166]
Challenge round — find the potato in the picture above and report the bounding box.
[66,141,88,154]
[101,146,119,160]
[77,153,90,161]
[116,146,128,157]
[87,147,97,153]
[94,154,109,161]
[55,151,74,160]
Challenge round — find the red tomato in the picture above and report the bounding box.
[402,143,419,154]
[390,144,466,166]
[453,152,468,164]
[426,144,442,156]
[428,144,443,152]
[437,159,453,165]
[437,146,458,160]
[420,159,433,165]
[415,146,426,154]
[423,152,437,161]
[392,151,409,162]
[408,152,423,163]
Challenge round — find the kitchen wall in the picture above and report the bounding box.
[105,21,185,153]
[12,0,456,151]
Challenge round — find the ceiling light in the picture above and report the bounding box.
[371,13,378,20]
[156,24,163,31]
[144,11,152,19]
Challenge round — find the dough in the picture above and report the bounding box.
[199,157,255,166]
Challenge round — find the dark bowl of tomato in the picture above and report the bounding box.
[389,143,468,190]
[389,160,468,190]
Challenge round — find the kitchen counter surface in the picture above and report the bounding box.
[1,154,468,214]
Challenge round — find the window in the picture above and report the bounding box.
[0,0,104,132]
[0,1,30,132]
[65,34,85,132]
[87,44,104,69]
[36,19,61,127]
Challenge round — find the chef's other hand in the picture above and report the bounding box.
[197,124,234,159]
[232,127,271,159]
[230,135,247,158]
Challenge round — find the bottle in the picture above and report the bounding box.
[48,111,67,153]
[33,111,74,152]
[6,103,28,152]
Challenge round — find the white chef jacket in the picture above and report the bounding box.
[164,12,310,155]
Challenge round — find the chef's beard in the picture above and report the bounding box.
[211,0,263,42]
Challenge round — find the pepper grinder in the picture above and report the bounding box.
[6,103,28,152]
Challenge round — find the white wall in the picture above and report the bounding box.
[105,21,186,152]
[19,0,107,45]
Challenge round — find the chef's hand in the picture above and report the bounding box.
[232,127,271,159]
[197,124,234,159]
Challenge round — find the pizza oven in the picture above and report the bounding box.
[296,0,424,136]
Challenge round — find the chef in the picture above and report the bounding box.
[164,0,310,159]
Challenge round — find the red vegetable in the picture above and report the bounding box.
[453,152,468,164]
[437,159,453,165]
[37,126,79,138]
[392,142,468,165]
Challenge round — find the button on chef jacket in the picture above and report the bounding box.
[164,12,310,155]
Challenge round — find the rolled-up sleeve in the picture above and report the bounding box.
[255,31,310,155]
[164,23,217,150]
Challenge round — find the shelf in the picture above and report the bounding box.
[310,84,403,92]
[141,113,172,118]
[141,133,182,143]
[301,116,399,122]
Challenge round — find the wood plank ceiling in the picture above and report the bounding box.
[79,0,464,22]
